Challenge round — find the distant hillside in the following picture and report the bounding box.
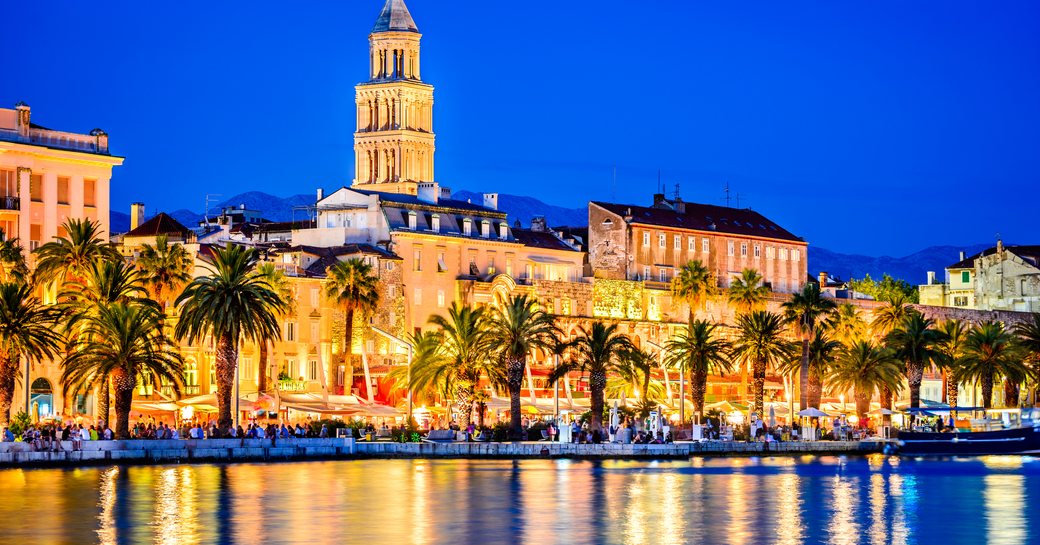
[111,191,315,233]
[809,244,992,284]
[452,190,587,227]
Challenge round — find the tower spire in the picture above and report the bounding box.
[372,0,419,34]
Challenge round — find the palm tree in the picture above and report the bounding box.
[62,259,158,426]
[0,282,64,425]
[779,330,842,410]
[388,330,449,408]
[825,303,867,346]
[782,283,836,410]
[727,268,770,315]
[32,218,119,285]
[610,348,661,417]
[936,319,968,407]
[1014,313,1040,405]
[136,234,193,312]
[548,322,634,433]
[324,258,380,381]
[428,304,494,428]
[485,294,557,437]
[672,260,716,323]
[175,245,286,430]
[732,311,794,415]
[0,232,28,284]
[869,295,914,410]
[665,320,732,420]
[62,303,183,439]
[885,312,943,409]
[827,341,903,424]
[256,262,293,394]
[955,321,1029,408]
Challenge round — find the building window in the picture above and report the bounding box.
[643,266,651,280]
[961,271,970,283]
[241,358,253,381]
[702,239,709,254]
[56,177,70,204]
[643,232,650,246]
[953,296,968,307]
[754,245,761,258]
[463,218,472,236]
[658,234,666,249]
[413,248,422,271]
[740,243,748,257]
[386,261,394,271]
[413,288,422,306]
[84,179,96,207]
[309,360,319,381]
[481,220,490,238]
[437,251,447,272]
[727,241,735,257]
[524,264,533,279]
[286,322,296,342]
[499,223,508,239]
[430,214,440,232]
[674,235,681,250]
[688,237,696,251]
[407,211,416,230]
[284,359,297,380]
[792,249,800,262]
[659,269,669,282]
[766,246,775,259]
[29,224,41,250]
[779,248,788,261]
[30,174,42,202]
[437,290,445,308]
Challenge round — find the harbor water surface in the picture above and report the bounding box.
[1,455,1037,545]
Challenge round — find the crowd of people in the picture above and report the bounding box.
[1,422,113,451]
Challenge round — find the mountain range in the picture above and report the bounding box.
[111,190,993,284]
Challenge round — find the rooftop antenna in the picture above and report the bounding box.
[673,183,681,200]
[204,193,222,225]
[724,182,731,207]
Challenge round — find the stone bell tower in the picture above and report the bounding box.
[352,0,435,195]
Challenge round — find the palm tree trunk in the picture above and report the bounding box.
[752,359,766,416]
[642,367,651,406]
[807,371,823,410]
[344,306,355,371]
[1003,379,1019,407]
[944,370,958,408]
[454,383,472,429]
[881,385,893,410]
[110,367,136,439]
[798,337,810,411]
[691,368,707,420]
[854,389,870,426]
[477,402,487,428]
[215,335,238,431]
[981,375,994,409]
[906,360,924,409]
[98,378,110,428]
[0,353,15,426]
[258,341,268,394]
[507,356,525,437]
[590,370,606,433]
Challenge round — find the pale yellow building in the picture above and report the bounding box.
[920,242,1040,312]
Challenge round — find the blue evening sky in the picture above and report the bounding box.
[4,1,1038,255]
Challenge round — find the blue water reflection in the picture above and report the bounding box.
[0,456,1036,544]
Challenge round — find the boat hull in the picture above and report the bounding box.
[897,426,1040,456]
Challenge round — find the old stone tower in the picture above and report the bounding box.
[352,0,435,195]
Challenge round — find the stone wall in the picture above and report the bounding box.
[912,304,1035,326]
[354,440,880,458]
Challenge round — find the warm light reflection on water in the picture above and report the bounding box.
[0,456,1036,544]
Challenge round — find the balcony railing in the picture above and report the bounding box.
[184,385,200,396]
[0,196,18,211]
[277,379,308,392]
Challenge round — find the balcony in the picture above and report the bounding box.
[0,196,18,211]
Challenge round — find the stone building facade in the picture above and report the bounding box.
[920,242,1040,313]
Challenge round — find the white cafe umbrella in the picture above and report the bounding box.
[798,407,830,418]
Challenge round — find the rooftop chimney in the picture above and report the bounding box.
[483,193,498,211]
[130,202,145,230]
[927,271,936,285]
[652,193,667,208]
[15,102,30,138]
[531,216,547,232]
[959,251,965,261]
[818,271,829,285]
[417,182,439,204]
[316,188,325,202]
[675,196,686,214]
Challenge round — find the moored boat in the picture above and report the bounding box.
[896,408,1040,456]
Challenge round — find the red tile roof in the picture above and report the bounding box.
[592,201,804,243]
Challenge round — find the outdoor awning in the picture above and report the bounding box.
[524,255,572,264]
[282,403,362,415]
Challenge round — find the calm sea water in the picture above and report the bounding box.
[1,456,1037,545]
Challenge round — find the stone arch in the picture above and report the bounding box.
[30,377,54,422]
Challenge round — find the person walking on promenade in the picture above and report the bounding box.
[320,424,329,438]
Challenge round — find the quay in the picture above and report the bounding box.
[0,439,883,467]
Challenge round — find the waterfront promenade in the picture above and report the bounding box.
[0,438,882,467]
